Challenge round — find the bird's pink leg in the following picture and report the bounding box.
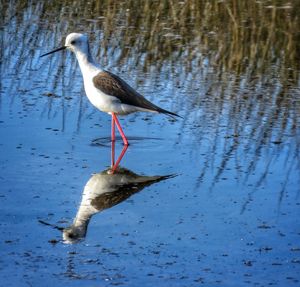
[111,145,128,173]
[111,113,115,142]
[111,138,115,168]
[112,113,129,146]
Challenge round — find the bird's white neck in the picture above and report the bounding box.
[74,47,100,77]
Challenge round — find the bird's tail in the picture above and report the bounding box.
[158,107,183,118]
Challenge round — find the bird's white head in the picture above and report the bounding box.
[40,32,92,60]
[65,33,89,54]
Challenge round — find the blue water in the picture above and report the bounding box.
[0,1,299,286]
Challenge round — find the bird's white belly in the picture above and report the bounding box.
[83,79,150,115]
[82,70,158,115]
[84,80,117,113]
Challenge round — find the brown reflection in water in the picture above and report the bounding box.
[2,1,299,76]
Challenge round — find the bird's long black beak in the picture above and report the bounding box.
[40,46,66,57]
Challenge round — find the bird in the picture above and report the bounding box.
[41,33,180,145]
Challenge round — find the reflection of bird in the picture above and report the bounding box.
[41,33,180,145]
[63,167,174,244]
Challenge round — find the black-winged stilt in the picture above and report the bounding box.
[41,33,180,145]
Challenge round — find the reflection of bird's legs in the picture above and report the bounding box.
[112,113,129,146]
[111,145,128,173]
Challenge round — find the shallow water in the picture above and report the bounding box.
[1,0,300,286]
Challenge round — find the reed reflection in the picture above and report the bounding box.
[2,0,299,206]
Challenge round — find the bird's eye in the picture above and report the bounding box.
[71,40,76,45]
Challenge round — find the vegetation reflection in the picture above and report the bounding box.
[1,0,299,201]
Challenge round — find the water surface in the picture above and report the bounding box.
[0,1,299,286]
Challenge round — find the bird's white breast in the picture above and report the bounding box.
[74,51,119,114]
[76,53,152,115]
[83,75,117,113]
[83,77,145,115]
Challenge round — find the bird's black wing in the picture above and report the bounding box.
[92,71,180,117]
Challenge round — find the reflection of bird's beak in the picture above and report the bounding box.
[40,46,66,57]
